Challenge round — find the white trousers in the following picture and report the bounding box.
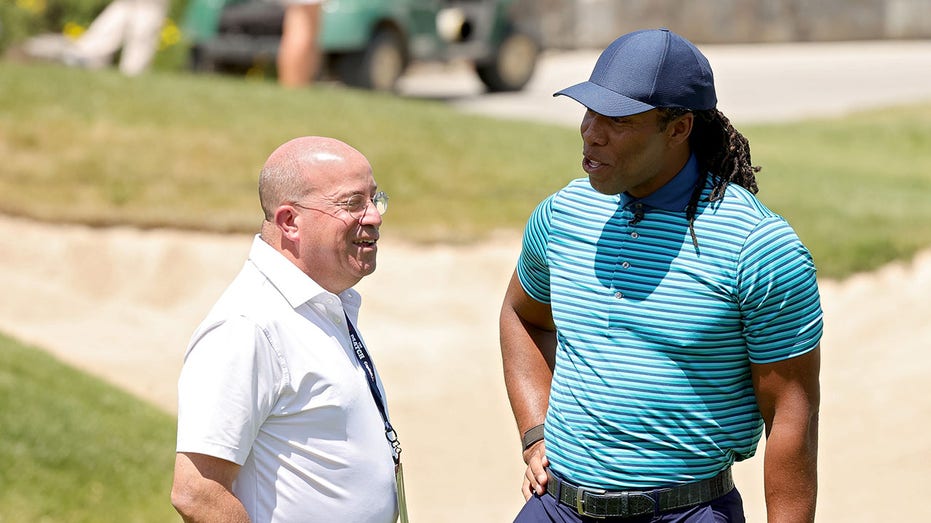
[71,0,169,75]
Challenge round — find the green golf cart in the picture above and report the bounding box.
[182,0,540,92]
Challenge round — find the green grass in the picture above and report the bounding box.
[0,61,578,242]
[2,61,931,277]
[0,333,179,522]
[746,105,931,276]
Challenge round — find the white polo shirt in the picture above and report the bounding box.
[176,235,397,523]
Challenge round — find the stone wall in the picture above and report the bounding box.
[514,0,931,48]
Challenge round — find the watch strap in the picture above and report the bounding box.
[521,423,545,450]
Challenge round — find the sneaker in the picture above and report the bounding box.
[20,33,72,61]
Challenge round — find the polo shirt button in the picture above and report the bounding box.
[614,291,623,299]
[631,232,639,239]
[621,261,630,269]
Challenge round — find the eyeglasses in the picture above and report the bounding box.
[294,191,389,221]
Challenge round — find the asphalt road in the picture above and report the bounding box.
[398,39,931,127]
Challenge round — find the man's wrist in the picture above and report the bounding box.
[521,423,545,450]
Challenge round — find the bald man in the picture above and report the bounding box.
[171,137,398,522]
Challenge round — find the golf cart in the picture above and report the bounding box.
[182,0,540,92]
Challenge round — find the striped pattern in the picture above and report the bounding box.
[517,177,822,490]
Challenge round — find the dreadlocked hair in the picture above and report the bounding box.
[658,107,762,249]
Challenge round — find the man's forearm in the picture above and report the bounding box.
[763,418,819,522]
[500,272,558,449]
[500,310,555,436]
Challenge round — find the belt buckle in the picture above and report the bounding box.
[575,486,607,519]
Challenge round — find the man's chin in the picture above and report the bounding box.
[588,176,622,196]
[355,260,377,278]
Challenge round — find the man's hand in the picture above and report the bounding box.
[521,440,549,500]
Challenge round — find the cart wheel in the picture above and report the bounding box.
[476,28,538,92]
[337,27,406,91]
[189,44,217,73]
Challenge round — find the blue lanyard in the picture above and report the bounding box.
[344,313,401,465]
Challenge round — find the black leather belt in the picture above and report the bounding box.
[546,467,734,519]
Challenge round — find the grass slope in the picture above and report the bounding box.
[2,62,930,277]
[0,333,179,522]
[747,106,931,276]
[0,62,578,242]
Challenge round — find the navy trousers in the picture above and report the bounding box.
[513,487,745,523]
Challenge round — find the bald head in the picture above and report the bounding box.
[257,136,382,293]
[258,136,369,220]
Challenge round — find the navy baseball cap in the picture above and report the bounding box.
[555,28,716,117]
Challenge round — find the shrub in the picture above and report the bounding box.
[1,0,189,71]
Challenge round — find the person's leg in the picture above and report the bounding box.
[707,487,745,522]
[655,488,746,523]
[69,0,133,66]
[513,493,583,523]
[118,0,168,75]
[276,1,323,87]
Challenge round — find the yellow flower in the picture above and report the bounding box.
[159,20,182,50]
[62,22,86,40]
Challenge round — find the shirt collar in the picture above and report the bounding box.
[619,153,701,212]
[247,235,361,311]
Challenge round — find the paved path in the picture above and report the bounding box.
[399,39,931,126]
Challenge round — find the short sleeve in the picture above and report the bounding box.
[176,316,285,464]
[516,195,555,303]
[738,216,823,364]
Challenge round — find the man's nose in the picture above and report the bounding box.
[581,114,608,146]
[358,199,383,225]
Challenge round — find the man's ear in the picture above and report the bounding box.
[667,112,694,146]
[274,205,301,242]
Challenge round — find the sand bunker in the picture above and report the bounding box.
[1,214,929,521]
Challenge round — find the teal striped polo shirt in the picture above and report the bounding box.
[516,155,823,490]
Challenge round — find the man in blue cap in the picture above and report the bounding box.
[500,28,822,522]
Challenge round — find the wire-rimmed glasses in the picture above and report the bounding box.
[293,191,389,221]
